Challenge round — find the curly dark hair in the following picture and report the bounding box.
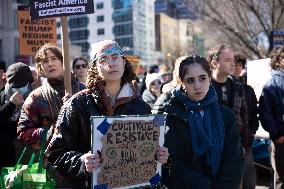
[34,43,63,76]
[86,55,136,90]
[269,46,284,70]
[179,55,212,81]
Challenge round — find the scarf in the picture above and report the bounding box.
[173,86,225,176]
[40,78,66,122]
[4,83,32,122]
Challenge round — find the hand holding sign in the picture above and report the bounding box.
[83,151,102,173]
[155,147,169,165]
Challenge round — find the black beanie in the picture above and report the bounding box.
[6,62,32,88]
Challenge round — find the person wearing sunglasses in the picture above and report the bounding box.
[72,56,89,83]
[162,55,244,189]
[142,73,163,109]
[45,40,169,189]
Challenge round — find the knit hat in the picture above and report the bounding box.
[145,73,162,90]
[6,62,32,88]
[90,40,123,63]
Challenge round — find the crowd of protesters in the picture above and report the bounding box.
[0,40,283,189]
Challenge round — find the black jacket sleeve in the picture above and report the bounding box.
[164,115,211,189]
[0,92,16,125]
[45,96,91,181]
[259,87,283,140]
[152,93,172,114]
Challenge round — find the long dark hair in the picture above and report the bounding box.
[86,55,136,90]
[179,55,212,81]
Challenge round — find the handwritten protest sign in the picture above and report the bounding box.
[17,6,57,56]
[91,115,166,189]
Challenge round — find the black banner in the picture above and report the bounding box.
[29,0,94,20]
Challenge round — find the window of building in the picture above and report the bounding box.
[113,10,132,23]
[113,0,132,9]
[96,2,104,9]
[113,24,133,35]
[97,15,104,22]
[69,30,89,40]
[115,37,133,49]
[112,0,123,10]
[68,16,89,28]
[97,28,105,35]
[72,42,90,53]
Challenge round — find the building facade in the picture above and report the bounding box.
[155,13,204,67]
[112,0,156,64]
[59,0,156,65]
[0,0,20,66]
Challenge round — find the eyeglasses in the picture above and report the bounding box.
[96,54,122,66]
[75,64,88,69]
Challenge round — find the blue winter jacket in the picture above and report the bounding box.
[259,70,284,140]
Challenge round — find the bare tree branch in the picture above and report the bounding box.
[185,0,284,58]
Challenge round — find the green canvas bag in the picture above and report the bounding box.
[1,130,55,189]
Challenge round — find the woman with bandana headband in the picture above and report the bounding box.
[45,40,169,189]
[0,62,33,170]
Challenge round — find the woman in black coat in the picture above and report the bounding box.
[162,55,244,189]
[45,40,168,189]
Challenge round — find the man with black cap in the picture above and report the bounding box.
[0,62,33,170]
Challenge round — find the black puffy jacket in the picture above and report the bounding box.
[162,95,244,189]
[259,70,284,140]
[45,82,151,189]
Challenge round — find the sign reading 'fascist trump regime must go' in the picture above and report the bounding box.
[91,115,166,189]
[29,0,94,20]
[17,7,57,56]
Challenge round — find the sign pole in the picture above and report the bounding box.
[29,0,95,95]
[60,16,72,95]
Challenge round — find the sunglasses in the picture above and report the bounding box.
[75,64,88,69]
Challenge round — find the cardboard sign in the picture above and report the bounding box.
[17,7,57,56]
[91,115,166,189]
[29,0,94,20]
